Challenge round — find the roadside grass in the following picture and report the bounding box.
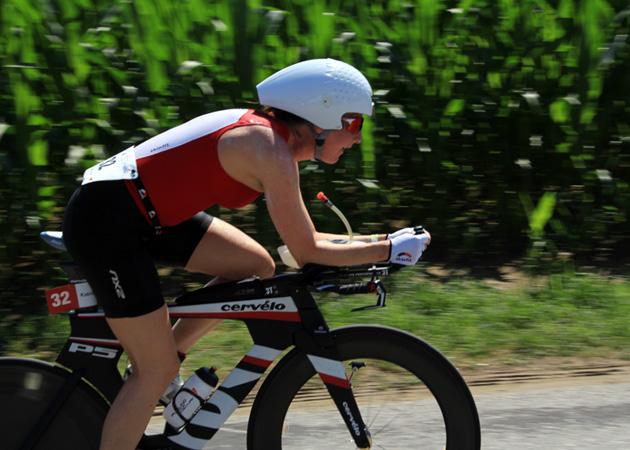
[5,266,629,380]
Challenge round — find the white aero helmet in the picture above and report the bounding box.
[256,58,374,130]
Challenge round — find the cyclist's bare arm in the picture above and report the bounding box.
[218,126,391,267]
[311,231,384,242]
[265,173,392,267]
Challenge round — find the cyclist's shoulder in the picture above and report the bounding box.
[215,125,293,198]
[219,115,294,168]
[220,110,290,144]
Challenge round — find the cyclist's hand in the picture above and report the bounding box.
[388,232,430,265]
[387,227,415,240]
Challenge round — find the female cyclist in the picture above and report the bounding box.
[62,58,431,450]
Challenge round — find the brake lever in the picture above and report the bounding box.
[351,279,387,312]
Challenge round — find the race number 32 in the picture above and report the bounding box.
[45,282,97,314]
[51,290,72,307]
[46,285,80,314]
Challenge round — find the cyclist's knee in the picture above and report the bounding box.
[134,353,180,386]
[240,248,275,279]
[160,354,181,384]
[167,356,181,379]
[258,253,275,278]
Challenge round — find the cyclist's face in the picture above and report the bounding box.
[319,114,364,164]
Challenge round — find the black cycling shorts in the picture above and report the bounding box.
[62,180,213,318]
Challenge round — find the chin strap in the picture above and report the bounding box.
[307,123,331,161]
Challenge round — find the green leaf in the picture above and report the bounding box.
[14,79,33,120]
[558,0,576,19]
[549,99,570,123]
[28,139,48,166]
[529,192,557,239]
[444,99,465,116]
[147,59,168,92]
[359,118,375,178]
[487,72,502,89]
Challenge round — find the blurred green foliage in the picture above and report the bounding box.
[1,0,629,352]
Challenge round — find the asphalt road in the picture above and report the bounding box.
[474,382,630,449]
[147,365,630,449]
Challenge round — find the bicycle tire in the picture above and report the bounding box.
[0,357,110,450]
[247,325,481,450]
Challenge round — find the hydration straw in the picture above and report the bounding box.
[317,192,354,243]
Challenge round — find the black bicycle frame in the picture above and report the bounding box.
[54,264,392,449]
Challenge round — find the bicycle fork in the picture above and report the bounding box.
[307,354,372,449]
[293,292,373,449]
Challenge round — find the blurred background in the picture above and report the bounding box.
[1,0,628,360]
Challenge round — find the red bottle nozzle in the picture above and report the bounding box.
[316,191,354,242]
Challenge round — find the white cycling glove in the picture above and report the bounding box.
[388,233,430,265]
[386,227,415,240]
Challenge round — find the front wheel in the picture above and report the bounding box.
[0,357,109,450]
[247,325,480,449]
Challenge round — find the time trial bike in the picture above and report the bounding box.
[0,230,481,450]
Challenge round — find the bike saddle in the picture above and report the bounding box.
[40,231,68,252]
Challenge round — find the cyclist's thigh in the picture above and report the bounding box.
[184,217,275,279]
[151,211,213,268]
[74,242,164,318]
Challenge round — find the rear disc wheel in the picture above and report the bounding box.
[0,358,109,450]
